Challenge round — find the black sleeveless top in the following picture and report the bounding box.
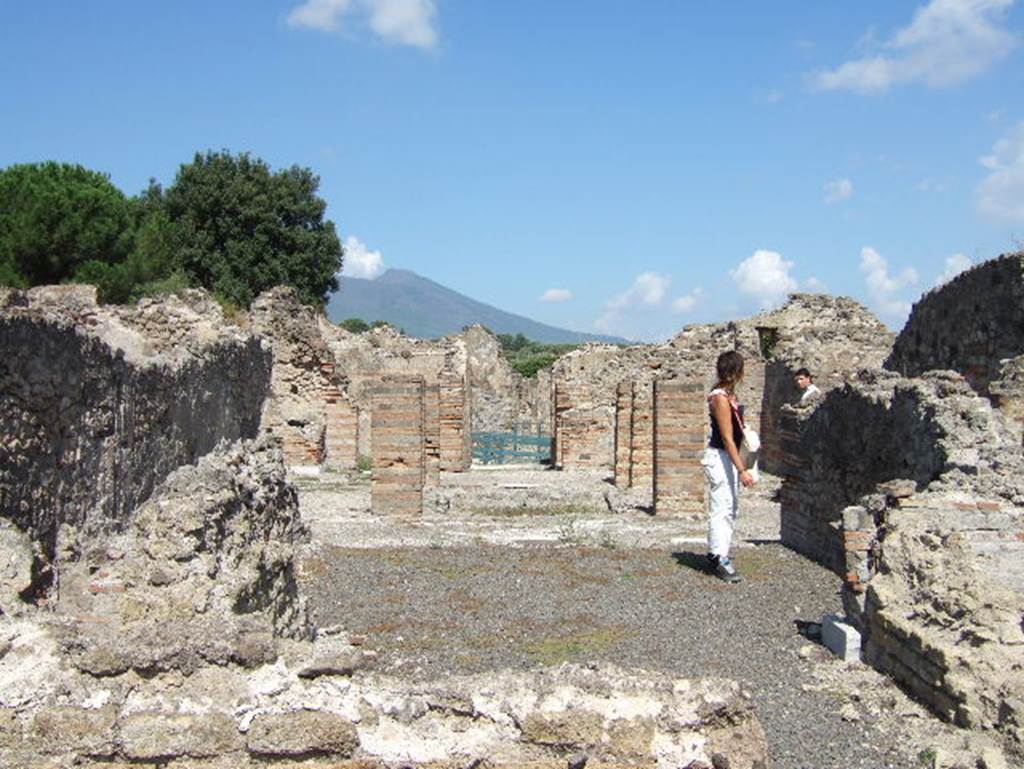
[708,390,745,450]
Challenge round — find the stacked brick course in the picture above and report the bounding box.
[321,363,359,471]
[553,382,612,469]
[439,372,472,471]
[371,377,426,515]
[653,379,707,515]
[424,382,441,487]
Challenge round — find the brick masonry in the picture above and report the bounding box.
[613,382,633,488]
[653,379,707,515]
[371,377,425,516]
[553,383,611,470]
[439,372,472,472]
[424,382,441,487]
[321,363,359,472]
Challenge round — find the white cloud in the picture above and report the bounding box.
[859,246,919,320]
[824,178,854,204]
[810,0,1017,94]
[803,276,828,292]
[607,272,670,310]
[595,272,671,335]
[976,120,1024,224]
[341,236,385,279]
[935,252,974,285]
[671,287,703,313]
[539,288,573,303]
[730,250,798,309]
[288,0,438,49]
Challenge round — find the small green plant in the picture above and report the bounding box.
[597,529,617,549]
[917,747,937,767]
[356,455,372,472]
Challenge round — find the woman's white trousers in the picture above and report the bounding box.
[701,447,739,557]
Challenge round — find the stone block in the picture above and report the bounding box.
[520,710,604,747]
[32,705,117,756]
[121,712,242,760]
[821,614,861,662]
[246,710,359,757]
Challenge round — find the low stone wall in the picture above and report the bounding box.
[0,287,270,589]
[886,251,1024,396]
[0,650,768,768]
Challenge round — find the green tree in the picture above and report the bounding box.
[72,180,187,304]
[163,151,343,307]
[339,317,370,333]
[0,162,134,287]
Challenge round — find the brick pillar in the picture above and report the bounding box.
[553,383,610,469]
[631,384,654,490]
[371,377,425,515]
[653,379,706,515]
[614,382,634,488]
[424,382,441,487]
[439,372,471,471]
[321,363,358,471]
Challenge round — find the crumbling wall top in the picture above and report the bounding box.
[1,285,259,366]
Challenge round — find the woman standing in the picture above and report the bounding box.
[701,350,756,583]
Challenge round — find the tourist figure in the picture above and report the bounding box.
[702,350,756,583]
[794,367,821,404]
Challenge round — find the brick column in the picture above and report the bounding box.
[553,383,610,469]
[439,372,471,471]
[321,363,358,471]
[631,384,654,490]
[614,382,634,488]
[424,382,441,487]
[371,377,425,515]
[652,379,706,515]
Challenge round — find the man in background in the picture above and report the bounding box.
[794,368,821,404]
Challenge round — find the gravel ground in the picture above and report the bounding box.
[296,467,971,769]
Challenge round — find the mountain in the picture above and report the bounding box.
[326,269,630,344]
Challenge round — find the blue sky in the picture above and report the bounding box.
[3,1,1023,340]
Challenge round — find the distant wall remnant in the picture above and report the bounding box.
[251,288,359,469]
[885,252,1024,396]
[653,379,706,515]
[0,286,270,586]
[371,377,425,515]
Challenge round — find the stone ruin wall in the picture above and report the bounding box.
[461,324,553,435]
[0,286,271,590]
[320,322,471,472]
[776,369,1024,758]
[753,294,895,474]
[0,286,770,769]
[250,287,358,470]
[551,317,774,473]
[886,251,1024,399]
